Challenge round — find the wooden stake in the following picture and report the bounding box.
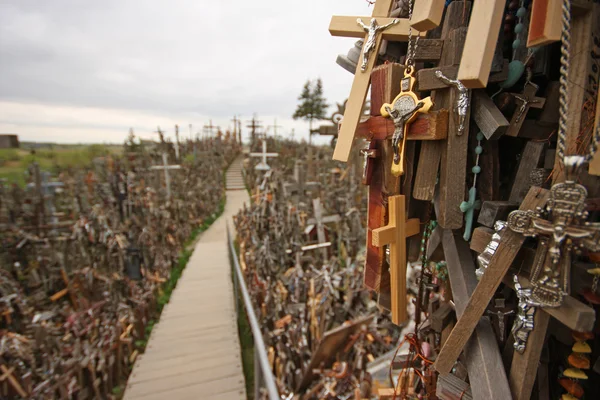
[527,0,562,47]
[457,0,507,88]
[434,187,550,375]
[371,195,420,324]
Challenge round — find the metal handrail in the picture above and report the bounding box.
[226,223,279,400]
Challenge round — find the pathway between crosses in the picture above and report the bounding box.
[124,155,248,400]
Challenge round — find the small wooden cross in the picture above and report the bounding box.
[506,82,546,137]
[149,153,181,199]
[329,0,427,162]
[306,198,341,259]
[250,140,278,171]
[372,195,420,324]
[360,141,378,185]
[284,160,320,198]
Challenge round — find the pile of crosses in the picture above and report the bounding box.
[320,0,600,399]
[236,137,405,398]
[0,128,240,399]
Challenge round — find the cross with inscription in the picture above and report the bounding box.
[250,140,278,171]
[371,195,420,324]
[329,0,427,162]
[506,81,546,137]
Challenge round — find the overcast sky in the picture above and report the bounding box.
[0,0,373,144]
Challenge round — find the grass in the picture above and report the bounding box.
[0,144,121,186]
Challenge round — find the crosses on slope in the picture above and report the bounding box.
[329,0,427,162]
[371,195,420,324]
[284,160,320,199]
[250,140,279,171]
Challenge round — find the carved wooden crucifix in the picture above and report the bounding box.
[329,0,427,162]
[371,195,420,324]
[505,81,546,137]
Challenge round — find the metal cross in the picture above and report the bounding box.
[507,156,600,307]
[506,81,546,137]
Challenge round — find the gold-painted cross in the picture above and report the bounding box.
[372,195,420,324]
[330,0,426,162]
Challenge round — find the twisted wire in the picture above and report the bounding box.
[556,0,571,165]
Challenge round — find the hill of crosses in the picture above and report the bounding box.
[1,0,600,399]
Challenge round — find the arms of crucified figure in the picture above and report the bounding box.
[356,18,369,31]
[376,18,399,32]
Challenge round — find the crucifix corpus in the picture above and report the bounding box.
[250,140,278,171]
[149,153,181,199]
[329,0,427,162]
[371,195,420,324]
[505,81,546,137]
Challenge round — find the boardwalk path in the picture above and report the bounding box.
[124,156,248,400]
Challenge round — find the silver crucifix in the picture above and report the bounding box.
[356,18,399,72]
[384,101,425,163]
[435,71,470,135]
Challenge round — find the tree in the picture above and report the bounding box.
[293,78,328,144]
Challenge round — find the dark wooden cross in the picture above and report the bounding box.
[506,81,546,137]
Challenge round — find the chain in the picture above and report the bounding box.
[557,0,600,165]
[405,0,420,72]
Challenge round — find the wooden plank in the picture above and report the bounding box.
[434,187,550,375]
[413,141,443,201]
[356,110,448,140]
[509,311,550,400]
[472,90,509,140]
[370,63,404,117]
[414,38,444,61]
[125,373,245,400]
[410,0,445,31]
[527,0,562,47]
[457,0,507,88]
[441,229,512,399]
[590,87,600,175]
[508,141,546,203]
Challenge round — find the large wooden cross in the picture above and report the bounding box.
[330,0,426,162]
[371,195,419,324]
[306,198,341,259]
[505,82,546,137]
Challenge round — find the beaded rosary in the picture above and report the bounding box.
[460,132,484,241]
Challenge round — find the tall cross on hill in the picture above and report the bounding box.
[250,140,278,171]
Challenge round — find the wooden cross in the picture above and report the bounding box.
[149,153,181,199]
[250,140,278,171]
[506,82,546,137]
[457,0,506,88]
[371,195,419,324]
[306,198,341,259]
[284,160,320,198]
[203,119,218,138]
[329,0,427,162]
[527,0,562,47]
[173,124,180,160]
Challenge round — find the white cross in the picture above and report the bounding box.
[249,140,278,171]
[149,153,181,199]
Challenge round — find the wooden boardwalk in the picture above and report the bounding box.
[124,156,248,400]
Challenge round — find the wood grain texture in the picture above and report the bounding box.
[508,141,546,203]
[457,0,507,88]
[441,229,512,400]
[509,310,550,400]
[356,111,449,140]
[416,61,509,91]
[434,187,550,375]
[472,90,509,140]
[414,39,443,61]
[413,141,443,201]
[370,63,404,117]
[477,201,518,227]
[410,0,445,31]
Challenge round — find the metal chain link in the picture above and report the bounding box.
[405,0,419,72]
[557,0,600,164]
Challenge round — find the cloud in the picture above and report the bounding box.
[0,0,372,143]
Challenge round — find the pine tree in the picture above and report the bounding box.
[293,79,328,144]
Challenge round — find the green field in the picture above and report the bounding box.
[0,144,122,186]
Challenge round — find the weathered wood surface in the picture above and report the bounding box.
[435,187,550,375]
[124,158,248,400]
[441,229,512,400]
